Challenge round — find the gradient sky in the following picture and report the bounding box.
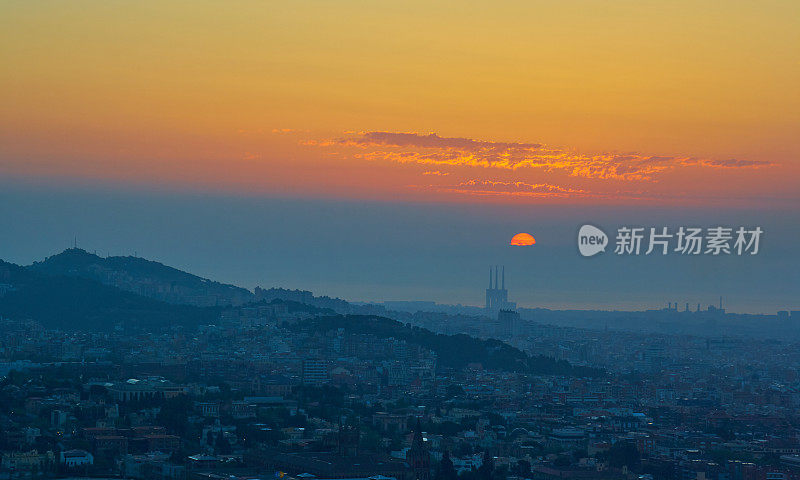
[1,2,798,312]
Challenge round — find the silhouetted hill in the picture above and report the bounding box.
[29,248,253,307]
[246,298,337,315]
[0,259,218,331]
[290,314,605,377]
[254,287,350,313]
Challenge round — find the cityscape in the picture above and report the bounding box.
[2,2,799,480]
[1,250,800,480]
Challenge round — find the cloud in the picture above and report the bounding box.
[680,158,773,169]
[416,179,590,198]
[306,131,774,181]
[336,131,543,150]
[272,128,309,134]
[421,170,450,176]
[236,127,310,135]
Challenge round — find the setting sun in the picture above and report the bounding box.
[510,233,536,246]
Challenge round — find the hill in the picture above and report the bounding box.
[0,259,218,331]
[290,314,605,377]
[28,248,254,307]
[3,252,604,377]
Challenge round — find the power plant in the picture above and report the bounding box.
[485,265,516,315]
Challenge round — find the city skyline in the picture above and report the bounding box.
[2,3,800,479]
[0,239,790,317]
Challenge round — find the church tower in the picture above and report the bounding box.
[406,418,430,480]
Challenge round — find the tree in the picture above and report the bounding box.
[553,456,571,467]
[486,413,505,426]
[446,385,465,398]
[605,441,640,469]
[156,395,191,436]
[572,448,588,461]
[433,421,462,436]
[215,433,232,455]
[478,450,494,480]
[513,459,531,476]
[435,450,458,480]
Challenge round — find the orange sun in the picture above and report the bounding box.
[510,232,536,246]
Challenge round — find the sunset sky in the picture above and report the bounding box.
[1,1,798,312]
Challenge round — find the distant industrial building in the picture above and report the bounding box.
[485,265,516,315]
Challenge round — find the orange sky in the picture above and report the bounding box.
[1,1,798,206]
